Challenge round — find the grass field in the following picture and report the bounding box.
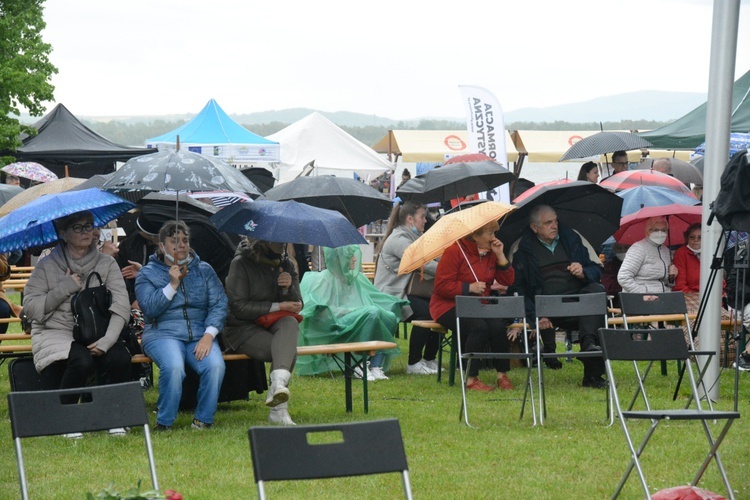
[1,292,748,499]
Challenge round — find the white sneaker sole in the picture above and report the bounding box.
[265,387,290,407]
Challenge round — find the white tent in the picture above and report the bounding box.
[267,112,393,183]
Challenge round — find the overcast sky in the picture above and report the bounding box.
[40,0,749,120]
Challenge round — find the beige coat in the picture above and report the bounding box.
[23,244,130,372]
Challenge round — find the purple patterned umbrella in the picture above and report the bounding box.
[1,162,58,183]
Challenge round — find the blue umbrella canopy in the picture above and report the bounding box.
[694,132,750,157]
[0,188,136,253]
[617,185,699,216]
[210,199,367,248]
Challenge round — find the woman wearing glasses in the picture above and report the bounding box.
[23,211,131,436]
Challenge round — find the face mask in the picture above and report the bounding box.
[649,231,667,246]
[411,226,420,235]
[161,244,192,266]
[688,245,701,255]
[616,252,627,261]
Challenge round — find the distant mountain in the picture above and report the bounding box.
[504,91,706,123]
[18,90,706,127]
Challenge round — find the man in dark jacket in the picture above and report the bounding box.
[508,205,607,388]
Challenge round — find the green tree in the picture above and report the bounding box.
[0,0,57,163]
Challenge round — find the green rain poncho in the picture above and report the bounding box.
[296,245,406,375]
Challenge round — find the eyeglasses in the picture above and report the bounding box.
[69,223,95,233]
[612,161,629,166]
[688,235,702,241]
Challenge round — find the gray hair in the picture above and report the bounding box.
[529,205,555,226]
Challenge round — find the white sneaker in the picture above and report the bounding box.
[268,403,296,426]
[352,366,377,381]
[63,432,83,439]
[369,366,389,380]
[424,359,443,374]
[108,427,128,436]
[406,360,433,375]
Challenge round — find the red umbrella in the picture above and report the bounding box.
[600,170,694,196]
[613,204,702,246]
[512,178,575,203]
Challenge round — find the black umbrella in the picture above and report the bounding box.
[0,184,24,207]
[396,153,515,203]
[239,167,276,193]
[496,181,623,250]
[264,175,391,228]
[101,150,262,200]
[560,132,653,161]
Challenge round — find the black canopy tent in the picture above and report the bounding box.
[7,104,155,179]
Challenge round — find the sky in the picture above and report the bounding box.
[39,0,750,121]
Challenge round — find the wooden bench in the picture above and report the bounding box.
[361,262,376,282]
[3,265,33,294]
[1,333,395,413]
[134,340,397,414]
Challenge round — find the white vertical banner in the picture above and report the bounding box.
[458,85,511,203]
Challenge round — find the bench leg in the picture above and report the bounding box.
[343,352,354,413]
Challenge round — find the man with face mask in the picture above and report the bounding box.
[617,216,678,293]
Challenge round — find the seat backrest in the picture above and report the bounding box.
[249,419,409,483]
[455,295,525,320]
[599,328,689,362]
[618,292,687,316]
[8,382,149,438]
[535,292,608,319]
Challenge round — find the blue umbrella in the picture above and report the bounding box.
[0,188,136,253]
[694,132,750,157]
[617,185,700,216]
[210,199,367,248]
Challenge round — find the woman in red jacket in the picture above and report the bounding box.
[430,220,515,392]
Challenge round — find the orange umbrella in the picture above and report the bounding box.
[0,177,85,217]
[398,201,516,275]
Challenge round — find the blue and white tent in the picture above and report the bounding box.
[146,99,279,163]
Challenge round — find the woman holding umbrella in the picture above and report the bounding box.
[23,211,132,436]
[375,201,440,375]
[223,237,303,426]
[136,220,227,431]
[430,219,516,391]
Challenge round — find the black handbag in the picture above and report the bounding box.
[71,271,112,345]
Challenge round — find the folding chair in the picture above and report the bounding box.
[248,419,412,499]
[534,292,609,424]
[7,382,158,500]
[618,292,715,411]
[455,295,536,427]
[599,328,739,499]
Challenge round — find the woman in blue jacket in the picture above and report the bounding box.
[136,220,227,430]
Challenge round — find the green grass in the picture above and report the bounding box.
[1,292,749,499]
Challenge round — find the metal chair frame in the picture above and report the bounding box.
[618,291,715,412]
[248,419,412,499]
[455,295,537,427]
[7,382,158,500]
[599,327,739,499]
[534,292,609,425]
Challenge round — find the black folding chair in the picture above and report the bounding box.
[599,328,739,499]
[248,419,412,499]
[618,292,715,411]
[7,382,158,500]
[455,295,536,427]
[534,292,609,424]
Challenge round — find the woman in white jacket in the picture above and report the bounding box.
[374,201,440,375]
[617,216,678,293]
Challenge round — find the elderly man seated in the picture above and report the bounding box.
[508,205,607,389]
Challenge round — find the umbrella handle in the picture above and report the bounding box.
[172,249,187,279]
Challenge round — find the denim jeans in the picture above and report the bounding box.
[143,337,225,426]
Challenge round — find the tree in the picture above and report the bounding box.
[0,0,57,163]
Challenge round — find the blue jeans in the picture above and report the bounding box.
[143,337,225,427]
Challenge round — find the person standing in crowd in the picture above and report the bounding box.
[601,150,629,181]
[431,219,516,391]
[223,237,303,426]
[617,216,677,293]
[23,211,132,436]
[136,221,227,431]
[375,201,440,375]
[397,169,412,189]
[653,158,673,176]
[508,205,607,388]
[577,161,599,183]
